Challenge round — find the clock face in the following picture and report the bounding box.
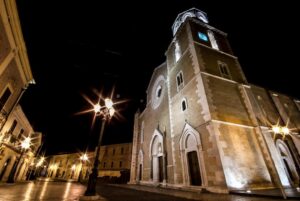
[198,32,208,42]
[151,75,165,109]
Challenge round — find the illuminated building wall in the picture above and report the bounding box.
[0,105,41,182]
[130,8,300,193]
[0,0,34,129]
[47,143,132,181]
[0,0,39,183]
[47,152,91,181]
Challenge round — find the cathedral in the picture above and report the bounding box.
[129,8,300,193]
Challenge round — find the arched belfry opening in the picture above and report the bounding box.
[149,129,166,184]
[180,123,204,186]
[276,139,299,187]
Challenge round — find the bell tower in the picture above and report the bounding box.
[165,8,273,191]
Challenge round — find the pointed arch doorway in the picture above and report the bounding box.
[276,139,299,187]
[180,123,205,186]
[149,129,166,184]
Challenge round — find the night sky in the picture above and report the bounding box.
[15,1,299,155]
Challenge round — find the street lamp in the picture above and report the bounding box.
[84,98,115,196]
[35,156,45,178]
[272,125,290,138]
[78,153,88,182]
[7,137,31,183]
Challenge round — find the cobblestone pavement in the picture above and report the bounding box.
[0,181,299,201]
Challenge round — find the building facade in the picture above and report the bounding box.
[0,0,38,182]
[0,0,34,129]
[130,8,300,193]
[46,143,132,181]
[47,152,92,181]
[0,105,42,181]
[98,143,132,178]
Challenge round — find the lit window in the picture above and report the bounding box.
[207,30,219,50]
[0,87,12,110]
[182,99,187,111]
[174,41,181,62]
[198,32,208,41]
[218,61,231,79]
[176,71,184,91]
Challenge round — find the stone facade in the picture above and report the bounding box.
[46,143,132,181]
[130,8,300,193]
[0,0,39,182]
[0,0,34,128]
[0,105,42,182]
[47,152,92,181]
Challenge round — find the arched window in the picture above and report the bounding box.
[176,71,184,91]
[174,41,181,62]
[207,30,219,50]
[156,85,162,98]
[181,98,187,111]
[218,61,231,79]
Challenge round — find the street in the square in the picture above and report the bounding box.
[0,181,300,201]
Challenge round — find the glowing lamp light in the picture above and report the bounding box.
[50,164,57,170]
[71,164,76,171]
[109,108,115,117]
[21,137,31,149]
[94,103,101,113]
[272,126,281,134]
[281,127,290,135]
[80,153,88,162]
[105,98,113,109]
[36,157,45,167]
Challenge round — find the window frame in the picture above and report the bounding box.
[181,98,188,112]
[9,119,17,134]
[176,71,184,92]
[218,61,231,79]
[207,30,219,50]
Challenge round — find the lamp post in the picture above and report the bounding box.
[78,153,88,182]
[84,98,115,196]
[7,137,31,183]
